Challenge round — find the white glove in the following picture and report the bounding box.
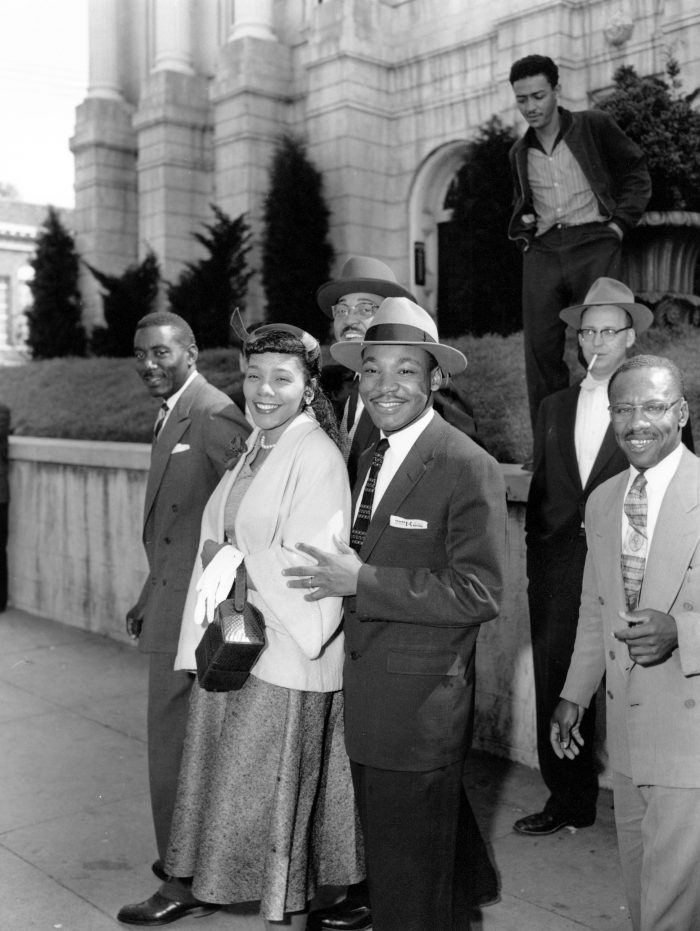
[194,545,244,626]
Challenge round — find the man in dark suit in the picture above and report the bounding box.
[0,402,9,611]
[515,278,656,836]
[286,298,506,931]
[124,311,249,918]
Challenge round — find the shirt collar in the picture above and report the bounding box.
[579,373,610,392]
[163,369,197,412]
[629,442,683,488]
[380,406,435,453]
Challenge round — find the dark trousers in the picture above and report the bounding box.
[527,534,599,822]
[351,759,471,931]
[523,223,622,427]
[0,502,7,611]
[147,653,194,861]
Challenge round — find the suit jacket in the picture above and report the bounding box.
[562,446,700,787]
[526,383,694,545]
[175,415,350,691]
[526,384,628,544]
[137,373,249,654]
[343,413,507,772]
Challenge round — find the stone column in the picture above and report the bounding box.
[229,0,275,41]
[213,0,287,319]
[71,0,138,326]
[134,0,212,285]
[152,0,195,74]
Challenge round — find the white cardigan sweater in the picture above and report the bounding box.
[175,414,351,692]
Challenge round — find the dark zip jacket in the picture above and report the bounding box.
[508,107,651,253]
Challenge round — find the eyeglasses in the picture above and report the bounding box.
[608,398,683,422]
[577,326,631,343]
[331,301,379,319]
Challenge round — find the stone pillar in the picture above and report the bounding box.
[212,4,289,319]
[71,0,138,326]
[229,0,275,41]
[133,0,212,286]
[152,0,195,74]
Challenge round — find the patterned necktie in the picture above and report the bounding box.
[350,438,389,552]
[621,472,648,610]
[153,401,169,441]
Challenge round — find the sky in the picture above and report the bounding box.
[0,0,88,208]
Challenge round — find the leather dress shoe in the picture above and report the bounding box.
[151,860,168,882]
[117,891,219,926]
[307,898,372,931]
[513,810,595,836]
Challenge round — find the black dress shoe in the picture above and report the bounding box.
[307,899,372,931]
[117,891,219,926]
[151,860,168,882]
[513,810,595,836]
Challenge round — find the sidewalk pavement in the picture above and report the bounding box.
[0,609,632,931]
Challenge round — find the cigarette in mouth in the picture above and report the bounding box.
[587,353,598,373]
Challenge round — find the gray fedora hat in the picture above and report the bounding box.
[559,277,653,333]
[330,297,467,376]
[316,256,416,318]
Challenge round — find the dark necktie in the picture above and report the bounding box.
[153,401,169,441]
[621,472,648,610]
[350,438,389,552]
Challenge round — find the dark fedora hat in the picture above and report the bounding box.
[316,256,416,318]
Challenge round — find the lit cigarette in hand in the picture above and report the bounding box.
[587,353,598,373]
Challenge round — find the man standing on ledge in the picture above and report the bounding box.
[552,355,700,930]
[285,298,506,931]
[515,277,654,837]
[508,54,651,427]
[123,311,248,923]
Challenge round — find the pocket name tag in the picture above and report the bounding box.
[390,515,428,530]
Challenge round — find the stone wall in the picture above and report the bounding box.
[6,438,578,776]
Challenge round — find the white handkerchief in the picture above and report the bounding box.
[194,545,244,626]
[172,443,190,454]
[390,515,428,530]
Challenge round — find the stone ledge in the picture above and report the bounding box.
[9,437,150,470]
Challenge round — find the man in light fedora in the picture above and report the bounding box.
[515,277,691,837]
[317,256,477,486]
[285,298,507,931]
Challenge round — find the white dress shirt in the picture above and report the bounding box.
[353,407,434,521]
[621,443,683,548]
[156,369,197,433]
[575,374,611,487]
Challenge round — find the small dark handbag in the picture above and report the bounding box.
[195,562,265,692]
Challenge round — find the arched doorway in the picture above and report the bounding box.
[407,141,467,332]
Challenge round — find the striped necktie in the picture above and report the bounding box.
[153,401,169,441]
[350,438,389,552]
[621,472,647,610]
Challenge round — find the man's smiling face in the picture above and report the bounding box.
[359,344,442,434]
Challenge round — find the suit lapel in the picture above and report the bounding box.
[585,425,619,492]
[594,472,630,676]
[640,448,700,611]
[358,417,442,562]
[143,375,203,528]
[556,387,583,493]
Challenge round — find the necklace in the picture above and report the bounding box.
[260,435,276,450]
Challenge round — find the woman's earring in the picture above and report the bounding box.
[304,391,314,407]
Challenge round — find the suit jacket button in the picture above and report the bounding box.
[685,699,696,709]
[609,650,615,660]
[171,504,178,512]
[350,651,360,660]
[683,602,694,611]
[598,596,605,605]
[164,537,171,544]
[607,689,613,699]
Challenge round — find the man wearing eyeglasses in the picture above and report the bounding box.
[551,354,700,931]
[515,278,655,838]
[317,256,477,486]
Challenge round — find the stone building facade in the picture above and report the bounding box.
[72,0,700,331]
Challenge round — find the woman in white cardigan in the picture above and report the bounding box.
[121,322,363,930]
